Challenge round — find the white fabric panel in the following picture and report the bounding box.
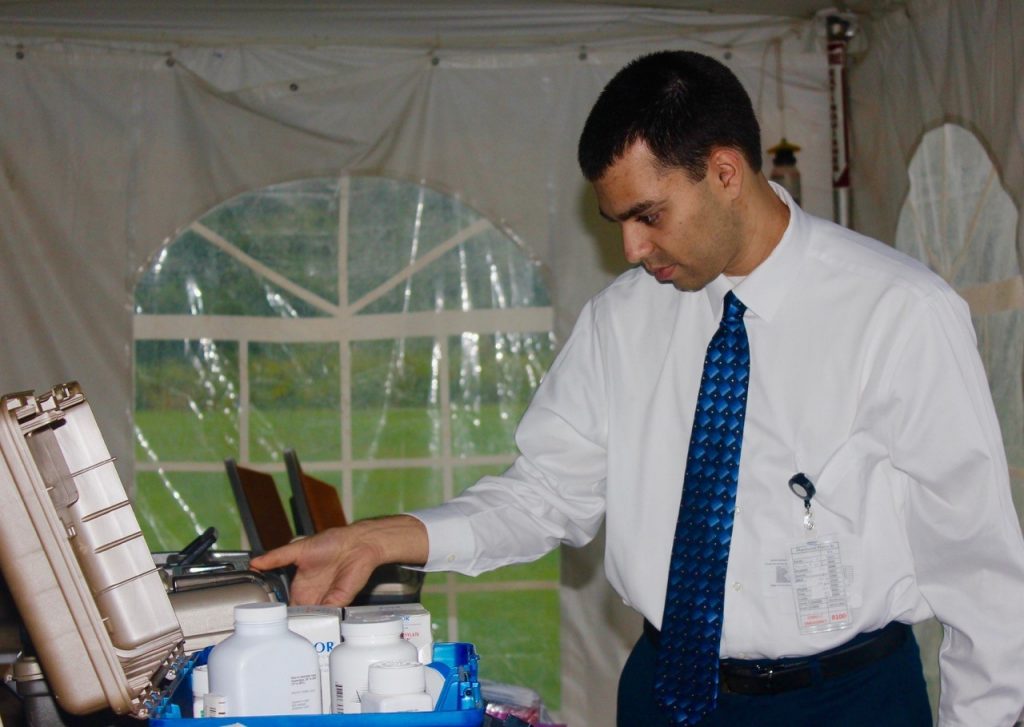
[851,0,1023,247]
[0,44,346,479]
[0,11,833,725]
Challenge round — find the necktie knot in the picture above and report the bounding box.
[722,290,746,323]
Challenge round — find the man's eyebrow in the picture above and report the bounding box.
[598,199,658,223]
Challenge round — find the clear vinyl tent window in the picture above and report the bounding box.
[133,175,560,707]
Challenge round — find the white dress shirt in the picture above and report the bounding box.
[412,185,1024,726]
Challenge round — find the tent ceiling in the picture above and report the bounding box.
[0,0,906,47]
[542,0,903,16]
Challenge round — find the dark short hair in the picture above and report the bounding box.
[577,50,762,181]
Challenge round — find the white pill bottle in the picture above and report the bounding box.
[330,615,418,714]
[207,602,321,716]
[360,660,434,713]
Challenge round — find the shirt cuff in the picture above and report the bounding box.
[405,504,478,573]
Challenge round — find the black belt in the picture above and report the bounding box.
[642,620,910,696]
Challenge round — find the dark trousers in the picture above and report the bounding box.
[617,626,933,727]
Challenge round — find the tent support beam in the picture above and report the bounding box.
[827,14,856,228]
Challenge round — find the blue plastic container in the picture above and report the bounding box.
[150,642,484,727]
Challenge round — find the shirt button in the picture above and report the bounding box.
[732,581,742,591]
[446,554,457,563]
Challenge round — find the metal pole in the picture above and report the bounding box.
[827,15,856,228]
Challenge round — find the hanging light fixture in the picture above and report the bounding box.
[768,138,802,205]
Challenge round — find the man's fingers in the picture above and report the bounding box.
[250,540,302,571]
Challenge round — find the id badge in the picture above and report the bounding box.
[788,537,852,634]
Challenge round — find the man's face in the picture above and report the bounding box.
[593,141,743,292]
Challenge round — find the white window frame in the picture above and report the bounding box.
[133,174,557,642]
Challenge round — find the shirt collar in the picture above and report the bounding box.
[703,181,809,323]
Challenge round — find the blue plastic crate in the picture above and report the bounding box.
[151,643,484,727]
[151,712,484,726]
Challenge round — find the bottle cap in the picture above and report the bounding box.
[341,614,404,638]
[368,660,426,696]
[233,602,287,625]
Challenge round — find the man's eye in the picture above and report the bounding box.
[639,213,659,226]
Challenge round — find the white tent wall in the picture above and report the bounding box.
[0,12,829,723]
[0,9,833,465]
[852,0,1024,247]
[5,1,1019,724]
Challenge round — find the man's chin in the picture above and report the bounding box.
[643,264,711,292]
[668,274,710,292]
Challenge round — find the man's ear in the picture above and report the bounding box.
[706,147,745,201]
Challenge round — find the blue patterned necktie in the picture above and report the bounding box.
[654,290,750,725]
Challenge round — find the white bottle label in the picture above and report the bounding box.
[334,682,345,714]
[204,694,228,717]
[289,672,320,713]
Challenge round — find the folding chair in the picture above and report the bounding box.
[224,458,294,555]
[283,448,425,605]
[284,448,347,536]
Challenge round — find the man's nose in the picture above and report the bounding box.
[622,225,653,264]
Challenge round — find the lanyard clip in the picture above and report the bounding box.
[789,473,816,530]
[788,472,815,509]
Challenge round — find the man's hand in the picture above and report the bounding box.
[249,514,428,606]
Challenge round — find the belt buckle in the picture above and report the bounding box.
[753,660,810,694]
[753,663,777,685]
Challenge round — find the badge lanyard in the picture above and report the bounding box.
[785,472,853,632]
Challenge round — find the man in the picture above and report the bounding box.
[253,51,1024,725]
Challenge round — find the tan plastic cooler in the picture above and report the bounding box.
[0,382,185,718]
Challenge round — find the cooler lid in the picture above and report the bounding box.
[0,382,185,718]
